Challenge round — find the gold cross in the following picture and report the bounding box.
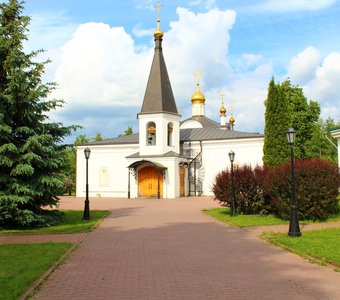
[154,1,163,22]
[219,92,226,104]
[230,104,235,114]
[194,69,202,86]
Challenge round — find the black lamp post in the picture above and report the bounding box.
[83,147,91,220]
[286,128,301,237]
[228,150,236,216]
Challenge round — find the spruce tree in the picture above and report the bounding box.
[0,0,76,228]
[263,78,290,166]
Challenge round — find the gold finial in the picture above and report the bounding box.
[154,1,164,38]
[219,92,226,116]
[229,105,235,125]
[191,69,205,104]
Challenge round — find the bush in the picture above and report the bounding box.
[0,195,62,229]
[267,158,340,221]
[212,158,340,221]
[212,165,270,215]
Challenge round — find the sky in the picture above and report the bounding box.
[21,0,340,143]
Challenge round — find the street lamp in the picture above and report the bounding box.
[83,147,91,220]
[286,128,301,237]
[228,150,236,216]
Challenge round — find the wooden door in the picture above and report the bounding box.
[179,166,185,197]
[138,166,163,198]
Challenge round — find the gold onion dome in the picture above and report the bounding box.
[154,26,164,38]
[229,115,235,124]
[191,84,206,104]
[220,104,226,115]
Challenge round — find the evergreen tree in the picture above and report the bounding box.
[285,79,320,159]
[263,78,320,166]
[0,0,77,228]
[263,78,290,166]
[305,118,338,164]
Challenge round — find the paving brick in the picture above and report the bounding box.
[26,196,340,299]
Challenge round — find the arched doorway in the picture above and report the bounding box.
[138,166,163,198]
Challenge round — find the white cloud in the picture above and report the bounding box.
[285,49,340,122]
[257,0,336,12]
[303,52,340,121]
[51,22,152,110]
[165,8,236,101]
[286,46,321,85]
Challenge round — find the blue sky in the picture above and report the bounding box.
[22,0,340,142]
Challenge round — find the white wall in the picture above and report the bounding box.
[76,144,138,198]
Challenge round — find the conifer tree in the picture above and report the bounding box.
[263,78,320,166]
[263,78,290,166]
[0,0,76,228]
[286,80,320,158]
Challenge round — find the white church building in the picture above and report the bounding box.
[76,12,264,199]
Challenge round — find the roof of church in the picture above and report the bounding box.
[181,116,220,128]
[139,37,178,116]
[84,128,263,146]
[180,128,263,141]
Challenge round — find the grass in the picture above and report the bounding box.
[262,228,340,270]
[0,210,109,235]
[0,243,72,300]
[203,208,288,227]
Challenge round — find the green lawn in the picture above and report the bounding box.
[262,228,340,270]
[0,243,72,300]
[0,210,109,234]
[203,208,288,227]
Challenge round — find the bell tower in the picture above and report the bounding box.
[138,1,180,156]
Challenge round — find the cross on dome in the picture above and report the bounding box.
[153,1,164,38]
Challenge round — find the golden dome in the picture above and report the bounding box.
[220,104,226,116]
[191,84,206,104]
[154,28,164,38]
[229,115,235,124]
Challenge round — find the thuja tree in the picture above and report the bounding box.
[263,78,290,166]
[286,79,320,159]
[263,78,320,166]
[0,0,77,228]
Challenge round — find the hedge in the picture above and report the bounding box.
[212,158,340,220]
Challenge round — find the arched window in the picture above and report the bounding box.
[147,122,156,146]
[99,167,109,186]
[167,122,173,146]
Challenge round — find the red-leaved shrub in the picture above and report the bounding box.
[266,158,340,220]
[212,158,340,220]
[212,165,270,215]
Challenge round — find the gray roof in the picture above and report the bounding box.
[181,116,221,128]
[85,133,139,145]
[84,128,263,146]
[139,37,178,116]
[180,128,263,142]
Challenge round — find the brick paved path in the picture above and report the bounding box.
[32,196,340,300]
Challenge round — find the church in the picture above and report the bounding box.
[76,9,264,199]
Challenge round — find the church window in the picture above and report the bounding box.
[99,167,109,186]
[147,122,156,145]
[167,122,173,146]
